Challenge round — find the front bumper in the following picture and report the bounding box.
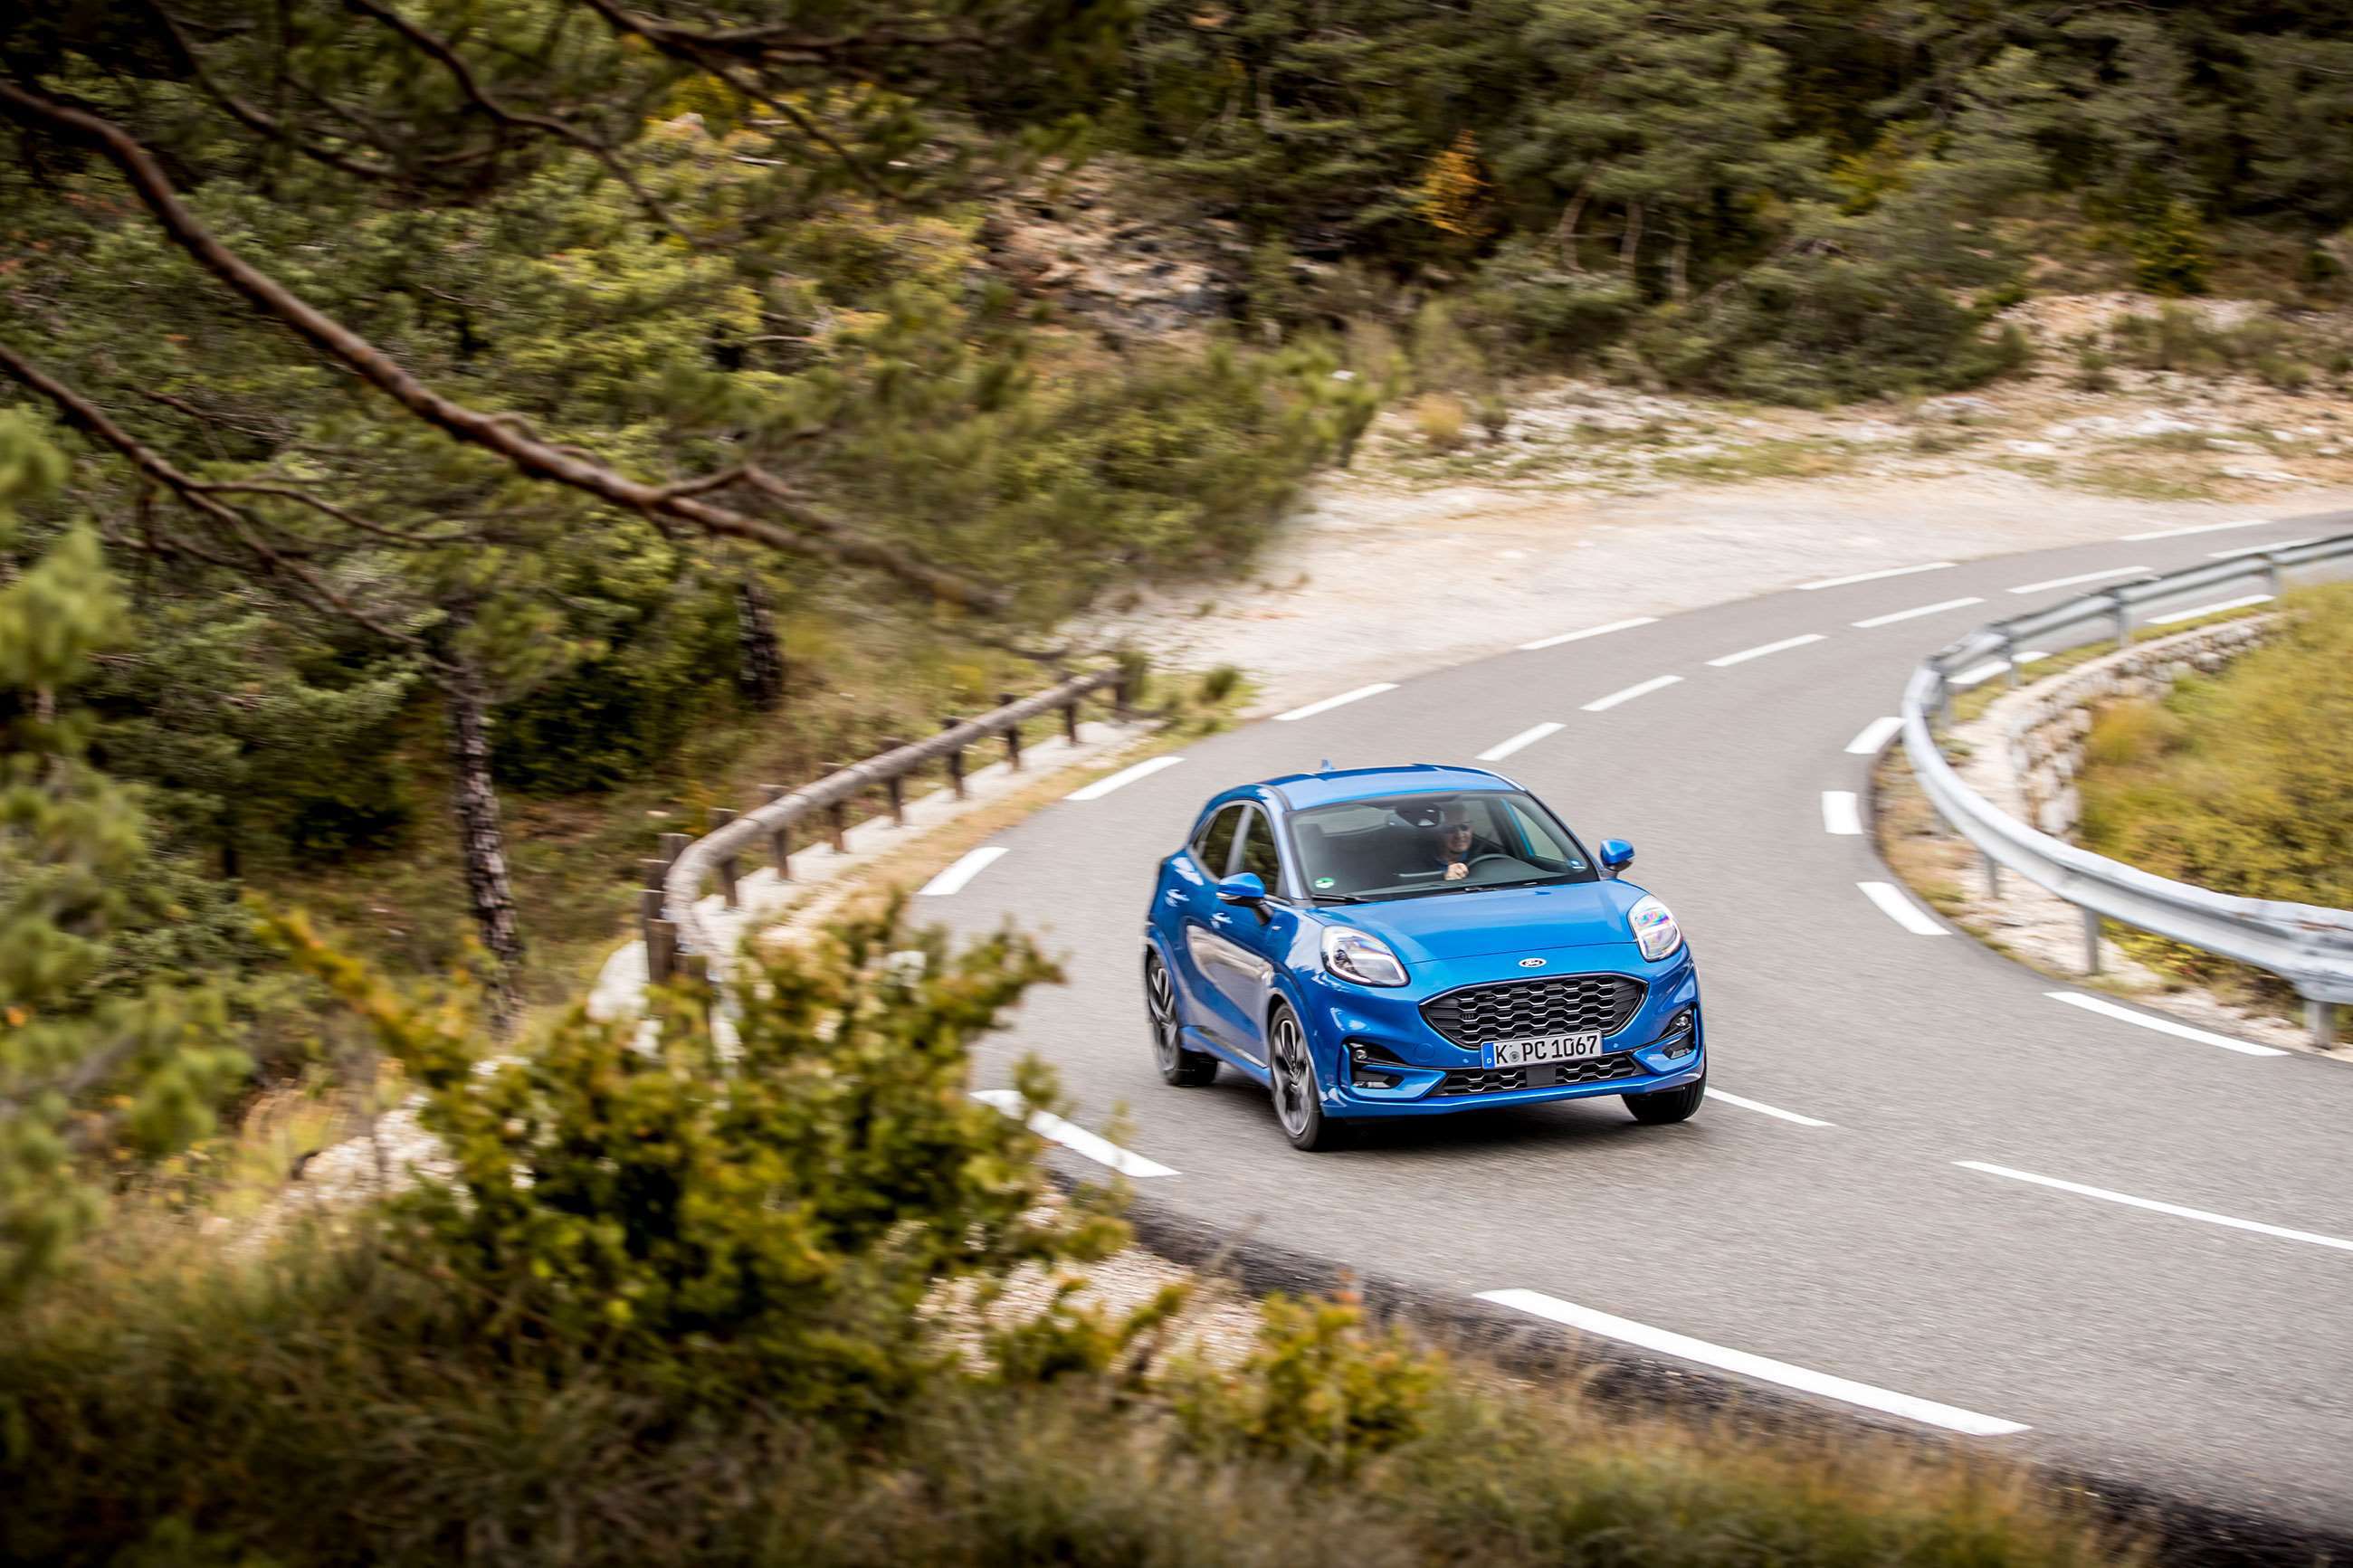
[1303,943,1702,1118]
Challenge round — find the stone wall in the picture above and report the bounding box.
[1970,617,2272,838]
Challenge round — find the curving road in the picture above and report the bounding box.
[925,508,2353,1540]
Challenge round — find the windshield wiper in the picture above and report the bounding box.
[1311,892,1376,904]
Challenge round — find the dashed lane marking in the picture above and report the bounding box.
[2120,517,2277,543]
[2148,592,2272,625]
[1858,880,1946,936]
[918,845,1008,897]
[1851,596,1983,629]
[1707,632,1827,668]
[1845,716,1902,755]
[1064,755,1186,801]
[1519,616,1657,651]
[1820,791,1862,835]
[1957,1162,2353,1254]
[1583,674,1683,712]
[2008,565,2148,594]
[1706,1088,1834,1127]
[1476,1290,2029,1436]
[1797,562,1956,592]
[1479,721,1564,762]
[971,1090,1179,1178]
[2043,991,2286,1057]
[1272,682,1398,722]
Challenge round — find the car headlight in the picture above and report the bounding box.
[1321,927,1408,987]
[1628,895,1683,962]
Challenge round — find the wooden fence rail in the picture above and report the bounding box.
[643,666,1130,981]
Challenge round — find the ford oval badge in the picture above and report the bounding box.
[1518,956,1548,969]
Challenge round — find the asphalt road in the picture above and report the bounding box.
[924,508,2353,1538]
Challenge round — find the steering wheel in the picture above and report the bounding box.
[1462,852,1515,872]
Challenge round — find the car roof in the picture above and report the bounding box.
[1236,763,1518,812]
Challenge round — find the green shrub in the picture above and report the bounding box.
[1198,663,1242,705]
[272,896,1124,1423]
[2131,199,2211,295]
[1173,1291,1443,1478]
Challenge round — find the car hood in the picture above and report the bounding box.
[1322,879,1647,964]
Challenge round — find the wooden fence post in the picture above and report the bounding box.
[940,717,966,799]
[709,806,738,907]
[999,694,1022,771]
[761,784,791,880]
[1062,699,1081,746]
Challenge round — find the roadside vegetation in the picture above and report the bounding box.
[2077,585,2353,1002]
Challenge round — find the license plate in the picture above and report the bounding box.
[1488,1032,1604,1069]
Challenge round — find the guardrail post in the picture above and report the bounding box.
[882,746,906,826]
[939,717,967,799]
[1984,851,2001,898]
[646,915,677,984]
[709,807,738,906]
[2111,596,2132,651]
[761,784,791,879]
[2081,908,2101,974]
[1000,693,1023,771]
[2310,999,2336,1050]
[1935,673,1953,729]
[2000,632,2020,690]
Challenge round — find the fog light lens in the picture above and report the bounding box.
[1656,1008,1696,1059]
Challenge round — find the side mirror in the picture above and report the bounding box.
[1597,839,1635,877]
[1215,871,1269,906]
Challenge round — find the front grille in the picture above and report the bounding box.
[1421,974,1646,1049]
[1434,1053,1643,1097]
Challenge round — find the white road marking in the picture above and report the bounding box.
[972,1090,1178,1178]
[2008,565,2148,595]
[2120,517,2277,543]
[1949,651,2051,689]
[1272,682,1398,722]
[1858,880,1946,936]
[1064,755,1186,801]
[1582,674,1683,712]
[1845,716,1902,755]
[1851,596,1983,629]
[2043,991,2286,1057]
[2148,592,2272,625]
[1957,1162,2353,1254]
[1519,616,1657,651]
[1706,1088,1834,1127]
[1479,721,1564,762]
[919,845,1008,897]
[1707,632,1827,668]
[1797,561,1956,592]
[1476,1289,2028,1437]
[1820,791,1862,835]
[2209,537,2312,559]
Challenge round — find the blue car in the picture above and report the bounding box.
[1142,764,1703,1150]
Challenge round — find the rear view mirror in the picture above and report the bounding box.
[1215,871,1269,906]
[1597,839,1635,877]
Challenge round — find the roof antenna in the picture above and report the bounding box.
[1318,757,1335,772]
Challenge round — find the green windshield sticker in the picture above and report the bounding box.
[1314,876,1336,889]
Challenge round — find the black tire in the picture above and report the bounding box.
[1146,953,1219,1087]
[1266,1003,1344,1151]
[1624,1072,1706,1125]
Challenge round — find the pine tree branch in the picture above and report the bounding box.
[335,0,692,238]
[0,78,1009,613]
[148,4,401,184]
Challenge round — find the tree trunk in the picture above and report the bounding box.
[735,575,785,710]
[1553,184,1589,271]
[1619,198,1644,280]
[1670,225,1690,305]
[443,670,524,1036]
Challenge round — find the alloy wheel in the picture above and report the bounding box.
[1148,958,1181,1072]
[1270,1012,1313,1136]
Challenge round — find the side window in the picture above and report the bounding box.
[1235,806,1283,891]
[1191,804,1244,876]
[1503,799,1586,871]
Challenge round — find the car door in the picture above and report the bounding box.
[1205,803,1305,1060]
[1165,803,1257,1050]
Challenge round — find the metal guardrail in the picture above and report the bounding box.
[1900,531,2353,1046]
[642,666,1131,982]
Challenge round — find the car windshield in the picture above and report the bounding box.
[1287,790,1596,903]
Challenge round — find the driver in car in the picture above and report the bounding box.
[1423,803,1503,881]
